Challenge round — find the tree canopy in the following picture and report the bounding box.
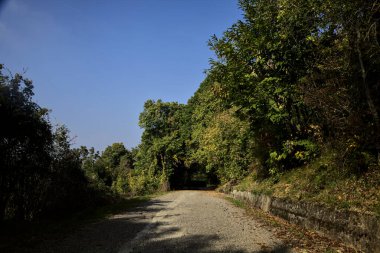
[131,0,380,189]
[1,0,379,222]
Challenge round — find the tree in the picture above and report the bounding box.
[206,0,321,176]
[79,143,134,194]
[299,0,380,168]
[78,146,101,184]
[100,143,128,186]
[135,100,187,190]
[43,125,90,218]
[0,65,52,221]
[0,65,101,221]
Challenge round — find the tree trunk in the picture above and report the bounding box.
[0,199,6,222]
[356,30,380,165]
[159,154,170,191]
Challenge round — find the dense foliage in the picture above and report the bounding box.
[132,0,380,189]
[0,65,96,221]
[1,0,379,221]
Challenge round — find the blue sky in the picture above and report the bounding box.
[0,0,242,151]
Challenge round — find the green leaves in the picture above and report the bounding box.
[203,0,330,177]
[135,100,188,190]
[85,0,380,193]
[0,67,102,221]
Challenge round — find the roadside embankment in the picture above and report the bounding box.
[221,188,380,253]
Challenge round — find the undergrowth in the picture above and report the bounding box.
[234,148,380,215]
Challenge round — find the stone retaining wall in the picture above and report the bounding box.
[229,190,380,253]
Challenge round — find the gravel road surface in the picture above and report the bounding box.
[39,191,290,253]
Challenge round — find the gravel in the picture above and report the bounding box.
[38,191,290,253]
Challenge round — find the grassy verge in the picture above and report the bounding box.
[224,196,245,209]
[233,150,380,216]
[0,193,161,252]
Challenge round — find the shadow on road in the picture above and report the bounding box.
[122,232,291,253]
[4,197,292,253]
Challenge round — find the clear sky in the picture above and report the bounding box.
[0,0,242,151]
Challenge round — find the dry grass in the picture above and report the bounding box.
[235,151,380,215]
[224,195,359,253]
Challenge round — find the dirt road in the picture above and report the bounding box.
[39,191,290,253]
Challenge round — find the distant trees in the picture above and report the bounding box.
[44,125,90,218]
[79,143,134,194]
[132,100,188,192]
